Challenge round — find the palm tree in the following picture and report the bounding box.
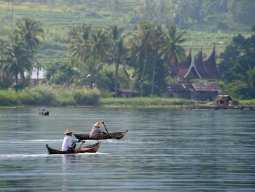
[149,25,164,96]
[2,35,33,89]
[128,22,154,96]
[68,25,110,88]
[161,25,186,76]
[14,17,44,53]
[88,29,111,88]
[109,25,126,96]
[68,24,92,68]
[9,17,44,87]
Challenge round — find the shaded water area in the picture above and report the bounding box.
[0,107,255,191]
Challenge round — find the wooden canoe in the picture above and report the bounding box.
[74,130,128,140]
[46,142,100,154]
[39,111,49,116]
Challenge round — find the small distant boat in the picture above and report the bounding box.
[46,142,100,154]
[74,130,128,140]
[39,108,49,116]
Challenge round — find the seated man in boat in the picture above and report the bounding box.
[62,128,82,152]
[89,121,107,139]
[39,107,49,115]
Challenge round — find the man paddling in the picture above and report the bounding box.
[62,128,83,153]
[89,121,109,139]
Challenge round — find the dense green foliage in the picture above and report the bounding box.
[219,28,255,99]
[0,0,255,101]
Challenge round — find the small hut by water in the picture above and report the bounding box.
[214,95,232,108]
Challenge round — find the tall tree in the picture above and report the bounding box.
[161,25,186,76]
[68,25,110,88]
[68,24,92,68]
[88,29,110,88]
[149,25,164,96]
[219,28,255,98]
[14,17,44,53]
[1,34,33,89]
[108,25,126,96]
[128,22,154,95]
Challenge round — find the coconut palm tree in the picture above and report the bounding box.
[2,35,33,89]
[108,25,126,96]
[68,25,110,88]
[68,24,92,68]
[88,28,111,88]
[149,25,164,96]
[14,17,44,53]
[161,25,186,76]
[128,22,154,96]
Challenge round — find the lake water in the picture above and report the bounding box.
[0,107,254,192]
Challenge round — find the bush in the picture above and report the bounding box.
[0,86,101,106]
[0,90,17,106]
[73,88,100,105]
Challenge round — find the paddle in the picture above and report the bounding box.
[76,140,85,152]
[102,121,109,134]
[102,121,112,138]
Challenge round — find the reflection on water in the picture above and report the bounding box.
[0,107,255,191]
[62,155,76,192]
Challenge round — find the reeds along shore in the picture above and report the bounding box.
[0,87,255,108]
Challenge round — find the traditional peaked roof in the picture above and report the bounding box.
[175,46,221,80]
[184,57,201,79]
[172,48,191,77]
[203,45,221,79]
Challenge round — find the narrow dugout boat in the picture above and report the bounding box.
[46,142,100,154]
[74,130,128,140]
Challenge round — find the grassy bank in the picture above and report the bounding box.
[0,86,100,106]
[1,87,255,108]
[239,99,255,106]
[100,97,197,108]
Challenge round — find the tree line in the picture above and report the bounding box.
[0,17,254,99]
[0,17,186,97]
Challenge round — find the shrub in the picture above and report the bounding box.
[73,88,100,105]
[0,90,17,106]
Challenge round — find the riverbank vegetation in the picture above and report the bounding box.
[1,86,255,107]
[0,86,100,106]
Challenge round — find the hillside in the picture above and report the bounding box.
[0,0,252,63]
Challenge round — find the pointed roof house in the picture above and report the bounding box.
[184,57,201,79]
[172,48,192,77]
[175,46,221,80]
[202,45,221,79]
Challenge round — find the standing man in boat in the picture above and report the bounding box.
[62,128,82,152]
[89,121,105,139]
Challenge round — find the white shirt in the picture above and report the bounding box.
[61,135,78,151]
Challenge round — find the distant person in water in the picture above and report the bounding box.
[89,121,106,139]
[62,128,81,152]
[39,107,49,115]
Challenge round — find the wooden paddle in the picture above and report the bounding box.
[102,122,112,138]
[76,140,85,152]
[102,121,109,133]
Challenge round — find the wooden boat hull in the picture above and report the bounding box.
[74,130,128,140]
[46,142,100,154]
[39,111,49,116]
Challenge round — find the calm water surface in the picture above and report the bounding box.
[0,107,254,191]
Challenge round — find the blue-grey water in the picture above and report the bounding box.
[0,107,254,192]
